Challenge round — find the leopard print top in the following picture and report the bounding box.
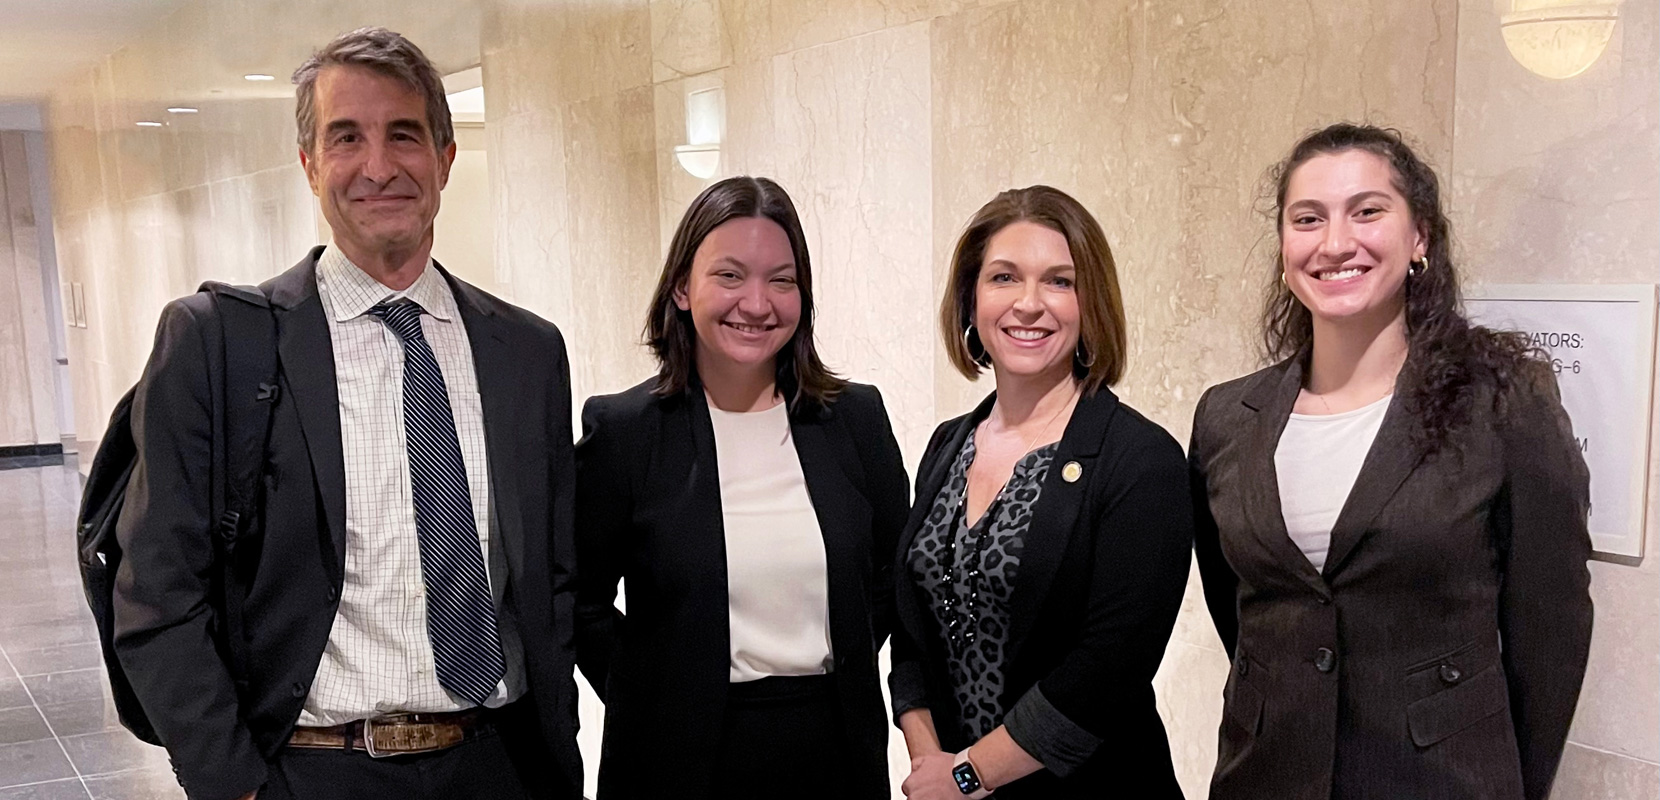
[907,428,1058,742]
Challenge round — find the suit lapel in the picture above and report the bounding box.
[448,270,526,582]
[1005,388,1112,660]
[264,248,347,569]
[1238,357,1329,596]
[1321,393,1423,577]
[790,411,864,661]
[684,387,731,611]
[897,396,988,566]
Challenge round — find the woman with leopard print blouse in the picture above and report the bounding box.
[891,186,1193,800]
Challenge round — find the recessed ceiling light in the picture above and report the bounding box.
[166,107,199,114]
[136,121,164,127]
[244,74,275,81]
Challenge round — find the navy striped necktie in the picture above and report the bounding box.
[369,300,505,706]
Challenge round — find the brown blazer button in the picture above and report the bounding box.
[1317,595,1331,606]
[1237,659,1249,677]
[1438,664,1463,685]
[292,682,307,697]
[1314,647,1336,673]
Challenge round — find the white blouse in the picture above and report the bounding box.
[707,400,834,682]
[1274,394,1392,572]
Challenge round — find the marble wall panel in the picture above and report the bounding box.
[768,0,1014,56]
[484,107,571,323]
[651,0,731,81]
[561,85,662,399]
[1551,742,1660,800]
[0,137,39,446]
[0,133,59,446]
[773,20,935,464]
[1450,0,1658,286]
[487,0,652,109]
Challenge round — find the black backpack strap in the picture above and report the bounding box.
[200,281,279,684]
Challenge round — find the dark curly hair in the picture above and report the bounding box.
[1261,123,1543,449]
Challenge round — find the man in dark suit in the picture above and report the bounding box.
[113,27,581,800]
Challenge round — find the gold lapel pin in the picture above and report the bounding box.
[1062,461,1083,483]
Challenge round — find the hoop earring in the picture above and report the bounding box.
[1075,340,1095,369]
[963,325,991,367]
[1408,258,1427,278]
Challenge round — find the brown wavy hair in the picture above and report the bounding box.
[1261,123,1542,448]
[940,186,1128,395]
[645,176,844,412]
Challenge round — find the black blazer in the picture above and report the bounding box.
[1190,356,1593,800]
[889,388,1193,799]
[113,247,583,800]
[574,379,909,800]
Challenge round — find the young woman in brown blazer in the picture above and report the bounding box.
[1190,123,1594,800]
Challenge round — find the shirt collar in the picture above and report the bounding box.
[316,245,457,323]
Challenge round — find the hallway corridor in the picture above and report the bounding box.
[0,461,182,800]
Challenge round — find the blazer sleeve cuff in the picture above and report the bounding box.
[175,747,267,800]
[1003,684,1101,778]
[888,660,929,724]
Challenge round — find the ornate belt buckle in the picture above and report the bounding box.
[363,714,419,758]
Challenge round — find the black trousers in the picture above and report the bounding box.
[707,674,856,800]
[258,703,553,800]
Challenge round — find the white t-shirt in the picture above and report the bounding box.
[707,401,834,682]
[1274,394,1392,572]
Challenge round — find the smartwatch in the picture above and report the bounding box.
[951,748,993,798]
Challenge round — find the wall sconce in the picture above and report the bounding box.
[1499,0,1621,79]
[674,86,723,179]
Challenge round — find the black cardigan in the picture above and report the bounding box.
[575,378,909,800]
[889,387,1193,799]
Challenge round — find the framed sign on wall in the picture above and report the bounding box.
[1465,284,1657,559]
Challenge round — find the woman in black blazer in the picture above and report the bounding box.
[891,186,1192,800]
[1190,124,1593,800]
[574,176,908,800]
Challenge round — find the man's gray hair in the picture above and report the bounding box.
[292,27,454,156]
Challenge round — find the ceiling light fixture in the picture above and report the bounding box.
[136,121,164,127]
[244,74,276,81]
[166,107,199,114]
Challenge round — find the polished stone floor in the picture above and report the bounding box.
[0,461,183,800]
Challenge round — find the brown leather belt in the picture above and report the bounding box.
[287,709,488,757]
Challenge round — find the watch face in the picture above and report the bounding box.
[952,762,982,794]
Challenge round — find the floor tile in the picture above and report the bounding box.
[0,708,51,746]
[83,768,182,800]
[0,622,99,655]
[0,605,93,634]
[58,733,168,780]
[37,701,122,739]
[0,779,91,800]
[0,682,32,712]
[0,740,76,788]
[7,646,103,679]
[20,673,107,709]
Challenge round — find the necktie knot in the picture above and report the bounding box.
[369,301,426,343]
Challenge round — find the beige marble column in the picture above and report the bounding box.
[0,132,59,447]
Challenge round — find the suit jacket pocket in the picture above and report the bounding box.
[1406,663,1509,747]
[1223,665,1264,738]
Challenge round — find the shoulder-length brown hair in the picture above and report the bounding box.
[645,176,844,411]
[1261,123,1540,448]
[940,185,1128,394]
